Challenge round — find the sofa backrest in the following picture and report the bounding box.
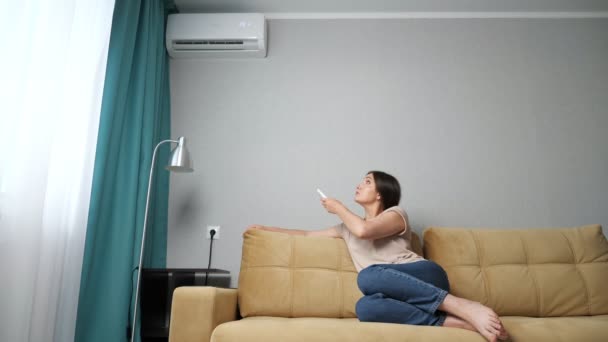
[238,229,423,318]
[424,224,608,317]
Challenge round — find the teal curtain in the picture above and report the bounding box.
[75,0,172,341]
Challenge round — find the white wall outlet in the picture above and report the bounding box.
[206,225,220,239]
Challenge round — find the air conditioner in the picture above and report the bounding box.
[166,13,267,58]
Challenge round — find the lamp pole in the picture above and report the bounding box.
[130,137,193,341]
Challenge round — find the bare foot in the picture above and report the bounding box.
[443,314,509,340]
[458,299,508,342]
[439,294,510,342]
[442,314,476,332]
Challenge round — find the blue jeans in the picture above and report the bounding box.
[356,260,450,326]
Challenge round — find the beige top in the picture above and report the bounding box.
[334,206,424,272]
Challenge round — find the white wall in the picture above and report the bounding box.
[168,18,608,287]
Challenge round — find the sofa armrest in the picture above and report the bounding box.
[169,286,238,342]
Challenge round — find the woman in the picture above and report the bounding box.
[245,171,509,342]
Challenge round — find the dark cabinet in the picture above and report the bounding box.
[140,268,231,342]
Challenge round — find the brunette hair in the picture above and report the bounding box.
[367,170,401,209]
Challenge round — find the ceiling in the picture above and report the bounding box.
[175,0,608,17]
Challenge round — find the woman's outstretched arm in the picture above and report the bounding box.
[321,198,405,240]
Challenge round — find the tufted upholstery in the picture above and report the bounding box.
[238,229,423,318]
[423,224,608,317]
[171,224,608,342]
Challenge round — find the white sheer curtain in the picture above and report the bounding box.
[0,0,115,341]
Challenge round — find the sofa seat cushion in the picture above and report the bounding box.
[211,316,608,342]
[501,315,608,341]
[212,317,485,342]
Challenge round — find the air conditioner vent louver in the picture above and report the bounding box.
[174,40,245,45]
[172,38,259,51]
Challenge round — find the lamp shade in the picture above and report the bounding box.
[166,136,193,172]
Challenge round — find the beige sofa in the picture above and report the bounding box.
[169,224,608,341]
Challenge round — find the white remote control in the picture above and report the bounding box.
[316,188,327,199]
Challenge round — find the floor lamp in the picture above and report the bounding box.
[130,136,193,341]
